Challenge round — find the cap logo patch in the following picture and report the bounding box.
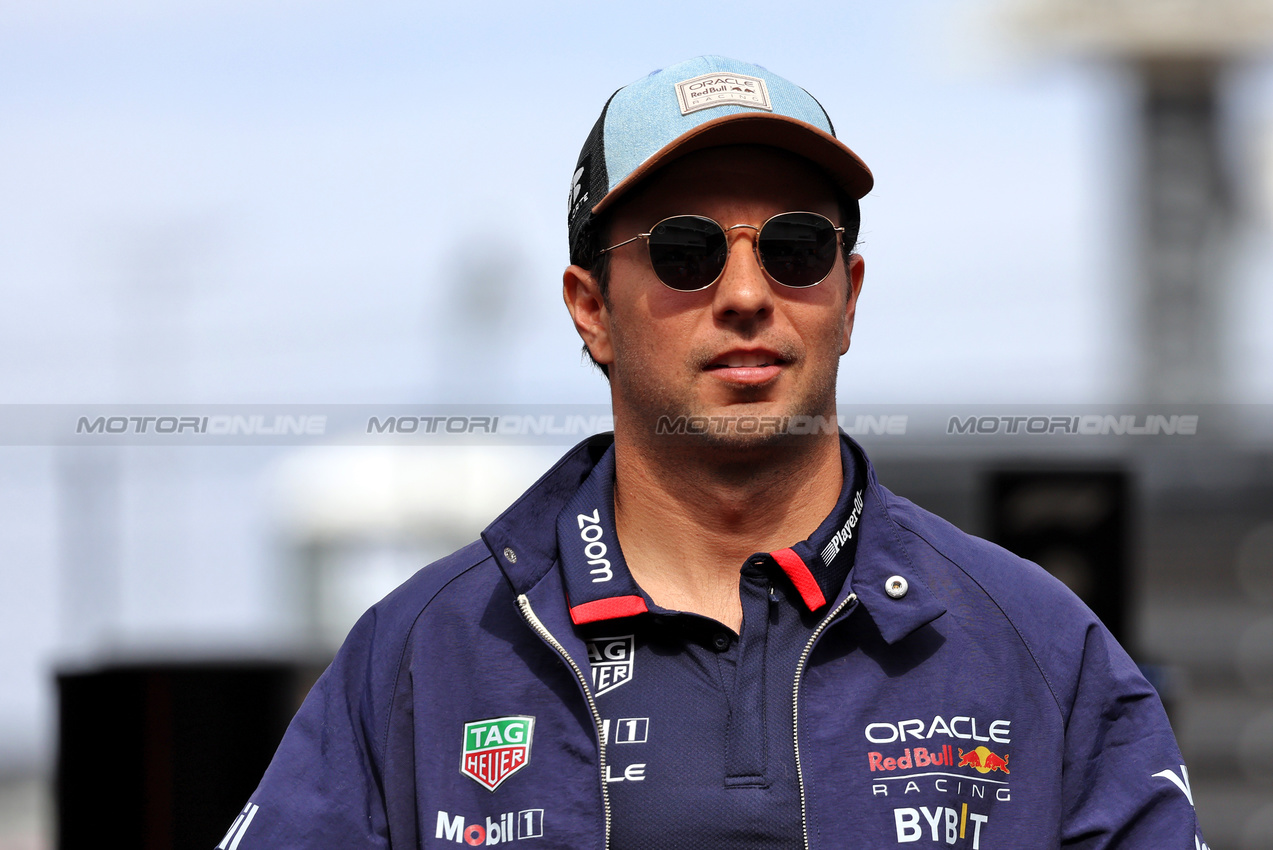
[675,72,772,115]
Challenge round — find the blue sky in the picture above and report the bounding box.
[8,0,1269,406]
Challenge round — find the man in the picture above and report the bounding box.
[222,57,1205,849]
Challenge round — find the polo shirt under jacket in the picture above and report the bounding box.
[556,440,865,850]
[224,433,1206,850]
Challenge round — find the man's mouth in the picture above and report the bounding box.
[707,351,784,370]
[712,351,779,369]
[704,349,789,385]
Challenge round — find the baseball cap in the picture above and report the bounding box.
[567,55,874,265]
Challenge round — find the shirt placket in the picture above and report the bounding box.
[721,561,773,787]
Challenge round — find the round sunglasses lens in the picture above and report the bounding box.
[647,216,727,291]
[757,213,839,287]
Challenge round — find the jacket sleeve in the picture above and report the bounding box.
[215,609,396,850]
[1060,620,1205,849]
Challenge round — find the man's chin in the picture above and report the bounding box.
[644,408,841,452]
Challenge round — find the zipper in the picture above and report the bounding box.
[516,594,611,850]
[793,592,858,850]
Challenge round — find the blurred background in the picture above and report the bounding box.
[2,0,1273,847]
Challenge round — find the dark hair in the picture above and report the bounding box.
[576,196,862,380]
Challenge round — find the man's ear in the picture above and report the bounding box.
[563,264,614,366]
[841,253,865,355]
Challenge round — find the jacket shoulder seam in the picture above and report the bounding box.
[380,547,498,761]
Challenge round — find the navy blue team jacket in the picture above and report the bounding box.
[222,434,1206,849]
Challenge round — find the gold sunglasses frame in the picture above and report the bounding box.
[597,211,846,292]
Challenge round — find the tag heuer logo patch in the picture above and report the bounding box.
[461,716,535,791]
[586,635,635,696]
[675,72,772,115]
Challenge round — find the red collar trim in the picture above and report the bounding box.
[771,547,827,611]
[569,595,649,625]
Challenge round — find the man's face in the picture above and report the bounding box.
[565,145,865,450]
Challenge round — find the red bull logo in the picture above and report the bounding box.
[868,745,955,772]
[958,746,1010,775]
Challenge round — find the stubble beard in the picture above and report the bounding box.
[612,339,842,461]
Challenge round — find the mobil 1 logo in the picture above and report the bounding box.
[436,809,544,845]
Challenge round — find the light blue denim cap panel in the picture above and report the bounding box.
[602,56,833,196]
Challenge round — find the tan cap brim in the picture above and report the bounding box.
[591,112,874,218]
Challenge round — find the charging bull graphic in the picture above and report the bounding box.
[958,746,1010,775]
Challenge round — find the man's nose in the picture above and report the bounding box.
[711,226,774,324]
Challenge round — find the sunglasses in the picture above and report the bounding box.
[598,211,845,292]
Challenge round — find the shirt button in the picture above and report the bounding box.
[712,633,731,651]
[885,575,909,599]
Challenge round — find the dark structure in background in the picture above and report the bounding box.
[1137,58,1231,405]
[57,662,315,850]
[988,469,1130,645]
[1015,1,1270,406]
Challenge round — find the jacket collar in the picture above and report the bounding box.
[482,433,945,643]
[844,442,947,643]
[481,434,613,596]
[553,439,870,624]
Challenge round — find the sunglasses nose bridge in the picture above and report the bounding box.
[720,222,765,278]
[711,222,778,312]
